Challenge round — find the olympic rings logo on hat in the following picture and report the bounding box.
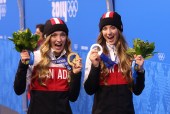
[158,52,165,61]
[67,0,78,17]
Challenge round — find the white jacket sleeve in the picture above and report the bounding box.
[83,51,92,84]
[26,50,41,85]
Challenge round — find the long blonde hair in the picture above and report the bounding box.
[97,30,133,84]
[31,35,72,86]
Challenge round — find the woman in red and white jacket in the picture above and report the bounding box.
[84,11,145,114]
[14,18,82,114]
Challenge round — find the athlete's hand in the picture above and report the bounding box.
[72,58,82,74]
[89,49,101,67]
[20,50,30,64]
[134,54,144,71]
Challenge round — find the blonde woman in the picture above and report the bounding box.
[14,18,82,114]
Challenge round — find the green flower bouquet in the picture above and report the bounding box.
[8,28,39,64]
[126,38,157,59]
[8,28,39,52]
[127,38,157,83]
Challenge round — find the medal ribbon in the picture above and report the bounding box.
[51,56,71,70]
[131,60,138,84]
[100,53,116,68]
[29,52,34,65]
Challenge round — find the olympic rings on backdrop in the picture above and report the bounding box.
[67,0,78,17]
[158,53,165,61]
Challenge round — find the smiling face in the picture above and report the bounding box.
[50,31,67,55]
[102,25,119,45]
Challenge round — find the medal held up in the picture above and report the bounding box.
[90,44,116,68]
[67,52,81,68]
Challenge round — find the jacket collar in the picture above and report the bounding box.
[49,48,66,60]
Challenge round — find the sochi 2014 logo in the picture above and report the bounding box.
[0,0,6,20]
[51,0,78,22]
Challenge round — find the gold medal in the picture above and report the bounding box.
[67,52,80,67]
